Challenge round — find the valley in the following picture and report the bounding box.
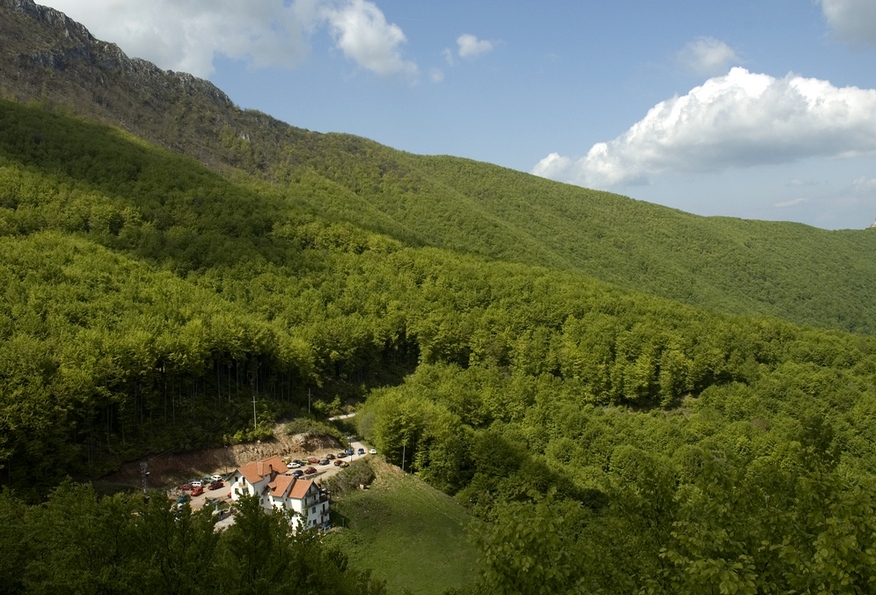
[1,1,876,594]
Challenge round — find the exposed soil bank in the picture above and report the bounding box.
[100,424,344,489]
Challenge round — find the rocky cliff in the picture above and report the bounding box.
[0,0,316,171]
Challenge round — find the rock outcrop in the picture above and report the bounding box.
[0,0,311,171]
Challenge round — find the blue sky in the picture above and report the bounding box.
[42,0,876,229]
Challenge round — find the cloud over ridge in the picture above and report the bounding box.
[533,67,876,188]
[324,0,417,78]
[41,0,417,79]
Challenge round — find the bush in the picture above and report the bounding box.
[225,422,274,445]
[284,417,345,442]
[323,459,376,497]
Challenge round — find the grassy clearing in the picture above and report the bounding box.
[324,458,479,595]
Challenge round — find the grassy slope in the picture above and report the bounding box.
[325,459,479,595]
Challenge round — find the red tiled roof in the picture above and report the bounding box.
[237,455,288,485]
[269,474,296,498]
[289,479,313,500]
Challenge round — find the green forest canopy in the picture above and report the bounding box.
[2,99,876,592]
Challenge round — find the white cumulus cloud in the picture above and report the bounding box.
[39,0,417,79]
[677,37,741,76]
[457,34,493,59]
[324,0,417,79]
[533,67,876,189]
[819,0,876,46]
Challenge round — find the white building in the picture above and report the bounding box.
[229,455,330,531]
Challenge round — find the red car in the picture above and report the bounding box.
[209,480,224,490]
[191,485,204,497]
[307,457,320,464]
[304,467,317,475]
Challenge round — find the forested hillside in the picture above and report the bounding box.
[2,98,876,592]
[0,484,387,594]
[3,2,876,592]
[3,0,876,335]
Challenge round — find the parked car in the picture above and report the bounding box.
[190,480,203,488]
[209,480,224,490]
[307,457,320,464]
[357,448,365,455]
[292,470,304,478]
[178,482,193,491]
[191,486,204,497]
[326,453,335,460]
[369,449,377,454]
[210,474,223,482]
[337,452,347,458]
[318,458,330,466]
[287,461,302,469]
[304,467,317,475]
[176,494,190,504]
[345,449,354,456]
[333,459,344,466]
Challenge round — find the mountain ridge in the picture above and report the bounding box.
[2,0,875,335]
[4,6,876,592]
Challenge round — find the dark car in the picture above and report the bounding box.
[292,470,304,478]
[178,482,193,491]
[326,453,335,460]
[345,449,354,456]
[176,494,190,504]
[333,459,344,466]
[304,467,317,475]
[357,448,365,455]
[318,458,330,466]
[209,480,224,490]
[337,452,347,458]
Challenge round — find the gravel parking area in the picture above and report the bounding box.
[173,439,376,519]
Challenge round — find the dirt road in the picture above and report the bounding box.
[101,423,374,496]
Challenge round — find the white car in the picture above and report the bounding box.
[287,461,302,469]
[369,449,377,455]
[191,480,203,488]
[210,474,223,482]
